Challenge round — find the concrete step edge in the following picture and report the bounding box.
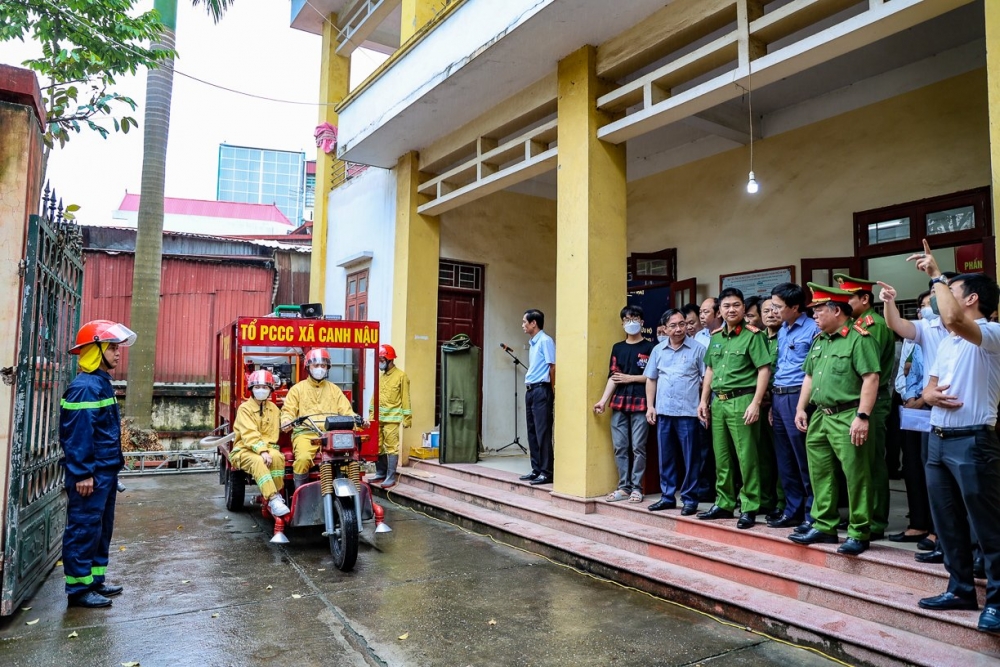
[400,470,983,635]
[381,483,998,667]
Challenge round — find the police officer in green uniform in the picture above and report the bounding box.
[834,273,894,540]
[697,287,773,529]
[789,284,881,555]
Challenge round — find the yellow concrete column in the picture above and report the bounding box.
[554,46,627,498]
[988,0,1000,267]
[400,0,445,44]
[310,15,351,304]
[392,152,440,463]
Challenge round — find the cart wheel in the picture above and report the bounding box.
[330,497,359,571]
[224,466,246,512]
[219,458,227,486]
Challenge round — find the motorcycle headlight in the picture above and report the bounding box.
[332,433,355,451]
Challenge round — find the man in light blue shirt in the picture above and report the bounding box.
[768,282,819,530]
[645,309,707,514]
[520,309,556,485]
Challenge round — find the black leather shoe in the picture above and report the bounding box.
[915,549,944,564]
[837,538,869,555]
[836,518,849,530]
[529,475,552,486]
[888,531,930,543]
[918,591,978,611]
[648,498,676,512]
[91,583,122,597]
[767,514,802,529]
[793,520,815,535]
[697,505,734,521]
[974,556,986,580]
[979,606,1000,633]
[869,531,885,541]
[680,503,699,516]
[736,512,756,529]
[788,528,838,545]
[519,472,539,481]
[68,591,112,608]
[916,537,936,552]
[764,509,783,523]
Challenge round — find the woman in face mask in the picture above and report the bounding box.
[280,349,368,489]
[230,370,290,519]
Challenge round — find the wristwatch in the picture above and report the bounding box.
[930,275,948,286]
[856,412,870,421]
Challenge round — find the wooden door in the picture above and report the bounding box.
[800,257,862,298]
[436,289,483,428]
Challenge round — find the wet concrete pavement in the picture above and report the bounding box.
[0,474,840,666]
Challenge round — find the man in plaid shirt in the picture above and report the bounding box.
[594,305,654,503]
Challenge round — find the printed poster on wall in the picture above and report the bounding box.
[720,266,795,300]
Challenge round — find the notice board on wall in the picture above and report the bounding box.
[720,266,795,300]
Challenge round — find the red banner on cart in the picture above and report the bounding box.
[237,317,380,348]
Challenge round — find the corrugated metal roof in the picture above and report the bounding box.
[82,253,273,384]
[118,193,292,224]
[82,225,311,255]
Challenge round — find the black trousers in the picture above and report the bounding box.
[525,384,554,478]
[901,427,932,531]
[926,428,1000,605]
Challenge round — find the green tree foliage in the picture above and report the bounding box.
[0,0,173,148]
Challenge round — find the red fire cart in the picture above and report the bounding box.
[207,307,389,571]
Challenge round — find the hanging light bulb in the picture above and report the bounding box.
[745,62,760,195]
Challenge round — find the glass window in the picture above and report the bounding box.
[867,217,910,245]
[358,276,367,293]
[637,259,668,276]
[926,206,975,236]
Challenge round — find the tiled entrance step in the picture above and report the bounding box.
[377,459,999,667]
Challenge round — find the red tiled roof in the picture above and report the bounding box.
[118,193,292,225]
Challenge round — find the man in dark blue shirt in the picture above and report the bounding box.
[60,320,136,608]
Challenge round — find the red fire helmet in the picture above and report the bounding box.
[304,348,331,366]
[69,320,137,355]
[378,344,397,361]
[247,370,279,390]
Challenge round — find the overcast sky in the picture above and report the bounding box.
[0,0,384,224]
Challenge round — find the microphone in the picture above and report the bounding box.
[500,343,513,352]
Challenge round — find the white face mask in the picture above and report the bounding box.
[379,361,388,371]
[656,335,667,343]
[309,366,328,381]
[251,387,270,401]
[919,306,935,320]
[623,321,642,335]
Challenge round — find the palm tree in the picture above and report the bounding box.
[125,0,235,429]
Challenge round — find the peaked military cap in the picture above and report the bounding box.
[832,273,876,293]
[807,282,853,308]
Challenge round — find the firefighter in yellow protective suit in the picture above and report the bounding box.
[280,348,365,488]
[368,344,411,489]
[230,370,290,518]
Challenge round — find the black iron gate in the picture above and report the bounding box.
[1,188,83,614]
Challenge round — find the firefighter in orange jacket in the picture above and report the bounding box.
[368,344,411,489]
[281,348,367,488]
[230,370,290,518]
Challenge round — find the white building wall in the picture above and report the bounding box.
[325,167,397,347]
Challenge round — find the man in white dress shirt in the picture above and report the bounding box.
[889,240,1000,633]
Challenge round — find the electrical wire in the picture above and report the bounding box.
[383,487,854,667]
[46,0,383,107]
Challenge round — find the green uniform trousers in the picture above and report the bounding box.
[868,392,891,534]
[805,410,872,539]
[711,393,765,513]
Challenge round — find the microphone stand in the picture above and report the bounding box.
[496,345,528,454]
